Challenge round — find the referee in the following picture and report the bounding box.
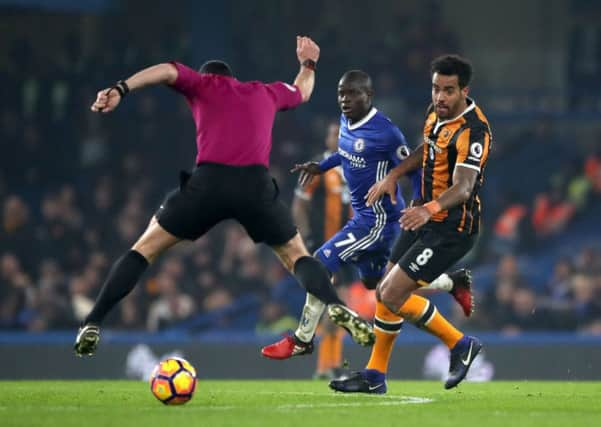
[74,36,374,356]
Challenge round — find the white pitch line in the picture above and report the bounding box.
[0,396,433,413]
[211,390,326,396]
[276,396,433,410]
[213,390,433,401]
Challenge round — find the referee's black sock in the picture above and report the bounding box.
[293,256,343,305]
[84,250,149,325]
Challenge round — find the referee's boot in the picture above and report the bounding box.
[445,335,482,389]
[329,369,387,394]
[327,304,375,347]
[449,269,474,317]
[74,323,101,357]
[261,334,314,360]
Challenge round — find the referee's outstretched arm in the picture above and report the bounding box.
[293,36,319,102]
[90,63,178,113]
[91,35,319,113]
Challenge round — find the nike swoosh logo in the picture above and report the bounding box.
[368,383,384,391]
[461,342,473,366]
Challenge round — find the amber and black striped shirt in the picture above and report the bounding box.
[421,98,492,235]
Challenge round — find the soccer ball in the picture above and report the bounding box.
[150,357,197,405]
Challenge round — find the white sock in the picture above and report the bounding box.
[294,293,326,343]
[424,273,453,292]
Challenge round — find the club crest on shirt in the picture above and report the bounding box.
[353,138,365,152]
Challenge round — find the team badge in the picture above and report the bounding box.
[300,314,310,327]
[323,249,332,258]
[353,139,365,152]
[396,145,410,160]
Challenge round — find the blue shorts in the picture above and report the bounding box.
[315,217,400,280]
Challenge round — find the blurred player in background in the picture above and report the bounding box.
[262,70,473,370]
[291,122,350,254]
[331,54,492,393]
[291,121,354,379]
[74,36,375,357]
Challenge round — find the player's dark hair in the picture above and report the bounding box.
[340,70,373,93]
[199,60,233,77]
[430,55,472,88]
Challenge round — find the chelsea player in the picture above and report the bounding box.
[262,70,420,359]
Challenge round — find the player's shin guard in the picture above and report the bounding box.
[295,293,326,343]
[84,250,149,325]
[293,256,343,305]
[366,301,404,373]
[398,294,463,349]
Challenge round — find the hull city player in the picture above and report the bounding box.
[330,55,492,392]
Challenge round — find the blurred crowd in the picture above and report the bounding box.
[450,249,601,335]
[488,126,601,257]
[1,1,600,334]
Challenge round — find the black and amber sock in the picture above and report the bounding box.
[366,301,404,374]
[399,294,463,349]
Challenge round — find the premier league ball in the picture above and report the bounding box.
[150,357,197,405]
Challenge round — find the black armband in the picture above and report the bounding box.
[113,80,130,98]
[301,59,316,71]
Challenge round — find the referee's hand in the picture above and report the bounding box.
[291,161,321,188]
[296,36,320,64]
[91,88,121,113]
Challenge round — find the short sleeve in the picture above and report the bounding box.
[169,62,206,98]
[455,125,491,173]
[265,82,303,111]
[382,126,410,167]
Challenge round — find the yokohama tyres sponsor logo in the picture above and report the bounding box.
[338,147,367,168]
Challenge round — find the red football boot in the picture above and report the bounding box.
[261,334,314,360]
[449,269,474,317]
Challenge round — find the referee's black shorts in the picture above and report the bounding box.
[156,163,297,246]
[389,222,476,285]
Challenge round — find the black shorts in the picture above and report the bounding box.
[156,163,297,245]
[389,222,477,285]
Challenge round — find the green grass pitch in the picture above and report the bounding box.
[1,380,600,427]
